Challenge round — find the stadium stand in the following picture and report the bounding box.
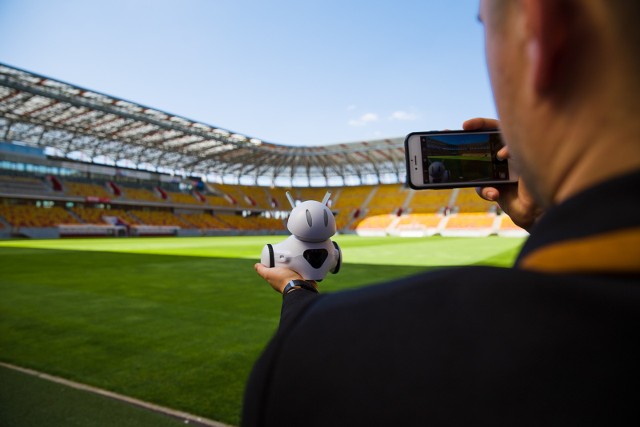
[64,181,112,199]
[452,188,498,213]
[0,175,51,196]
[243,186,274,210]
[365,184,408,216]
[204,194,233,208]
[71,206,109,225]
[167,191,203,205]
[72,206,138,225]
[396,213,443,229]
[0,161,524,237]
[499,214,522,230]
[216,213,285,231]
[0,176,527,237]
[407,189,453,213]
[445,213,496,229]
[120,186,162,202]
[108,209,140,225]
[497,214,529,237]
[388,213,445,237]
[441,212,498,237]
[179,213,232,230]
[129,210,194,228]
[207,183,248,208]
[267,186,294,210]
[333,185,375,230]
[252,215,287,231]
[355,214,397,232]
[0,204,79,227]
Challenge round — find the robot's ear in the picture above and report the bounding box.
[286,191,296,208]
[322,192,331,206]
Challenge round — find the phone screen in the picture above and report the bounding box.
[420,132,508,184]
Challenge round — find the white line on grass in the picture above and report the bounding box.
[0,362,234,427]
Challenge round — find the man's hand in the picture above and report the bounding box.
[463,118,543,231]
[254,264,315,294]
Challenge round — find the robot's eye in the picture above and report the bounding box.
[324,210,328,227]
[306,209,312,227]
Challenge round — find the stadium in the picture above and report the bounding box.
[0,62,527,426]
[0,63,527,240]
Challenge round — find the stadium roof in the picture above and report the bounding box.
[0,63,406,186]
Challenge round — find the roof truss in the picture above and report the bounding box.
[0,63,406,185]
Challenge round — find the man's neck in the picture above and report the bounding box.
[552,111,640,205]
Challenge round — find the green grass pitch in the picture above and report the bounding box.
[0,235,524,426]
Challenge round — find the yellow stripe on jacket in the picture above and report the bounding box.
[519,228,640,274]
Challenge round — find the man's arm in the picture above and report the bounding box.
[243,266,320,426]
[279,286,319,330]
[254,263,320,330]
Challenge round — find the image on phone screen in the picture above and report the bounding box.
[420,132,508,184]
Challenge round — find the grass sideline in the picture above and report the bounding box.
[0,235,524,425]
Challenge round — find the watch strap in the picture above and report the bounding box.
[283,279,318,295]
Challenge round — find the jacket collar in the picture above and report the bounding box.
[516,170,640,274]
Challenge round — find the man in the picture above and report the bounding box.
[243,0,640,425]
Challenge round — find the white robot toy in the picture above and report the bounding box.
[260,192,342,281]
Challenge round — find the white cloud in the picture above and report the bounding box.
[389,110,418,121]
[348,112,379,126]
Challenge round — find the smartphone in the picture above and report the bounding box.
[405,129,519,189]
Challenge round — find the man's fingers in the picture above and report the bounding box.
[463,117,499,131]
[254,263,270,280]
[496,146,509,160]
[476,186,499,201]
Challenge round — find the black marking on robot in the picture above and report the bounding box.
[303,249,328,269]
[267,244,275,268]
[306,209,312,227]
[332,241,341,274]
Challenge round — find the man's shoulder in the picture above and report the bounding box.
[313,266,553,311]
[314,266,519,312]
[295,265,640,338]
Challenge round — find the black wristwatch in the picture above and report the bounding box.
[283,280,318,296]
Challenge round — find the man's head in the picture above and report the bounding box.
[479,0,640,208]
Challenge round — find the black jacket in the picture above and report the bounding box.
[242,171,640,427]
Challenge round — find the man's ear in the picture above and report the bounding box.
[523,0,570,94]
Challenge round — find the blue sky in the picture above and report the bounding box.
[0,0,496,146]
